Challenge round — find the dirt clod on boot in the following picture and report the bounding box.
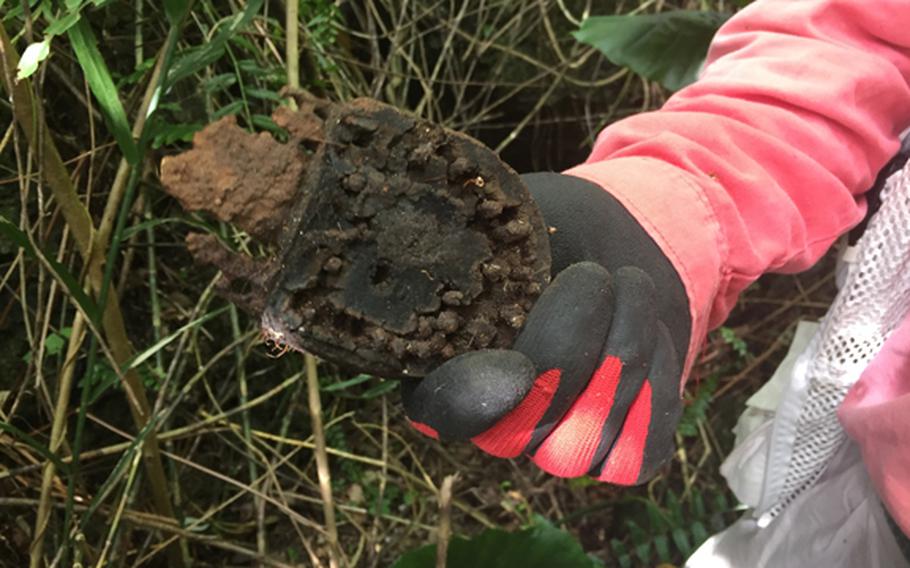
[160,98,326,244]
[162,97,551,378]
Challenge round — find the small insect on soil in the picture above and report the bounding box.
[261,98,551,378]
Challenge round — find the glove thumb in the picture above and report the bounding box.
[401,349,537,441]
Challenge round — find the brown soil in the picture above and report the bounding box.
[162,97,551,378]
[161,97,328,313]
[160,98,326,244]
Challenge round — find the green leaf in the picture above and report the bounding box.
[82,360,118,405]
[45,11,82,37]
[163,0,190,25]
[357,379,398,399]
[286,546,301,563]
[119,306,229,374]
[2,0,40,20]
[653,534,672,563]
[609,539,632,568]
[719,326,749,358]
[692,489,707,519]
[203,73,237,93]
[120,216,210,240]
[0,215,101,326]
[67,19,139,164]
[166,0,264,88]
[645,500,669,533]
[246,87,281,101]
[714,491,729,512]
[77,414,162,529]
[45,332,67,356]
[322,374,374,392]
[156,102,183,113]
[666,490,684,526]
[0,421,69,473]
[183,516,210,532]
[236,58,285,82]
[116,57,156,88]
[626,520,651,563]
[625,519,648,547]
[671,527,692,557]
[16,38,50,81]
[392,516,603,568]
[678,375,717,438]
[567,476,598,490]
[691,521,709,548]
[212,99,244,120]
[149,120,203,149]
[251,114,288,139]
[573,10,730,92]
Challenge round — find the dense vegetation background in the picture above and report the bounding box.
[0,0,838,566]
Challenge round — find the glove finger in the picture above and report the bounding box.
[531,266,657,477]
[595,321,682,485]
[401,349,536,441]
[474,261,616,456]
[403,262,614,449]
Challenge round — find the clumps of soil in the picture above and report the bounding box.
[161,97,328,313]
[162,96,551,378]
[160,99,327,244]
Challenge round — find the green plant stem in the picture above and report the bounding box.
[229,303,265,556]
[0,23,184,568]
[29,311,87,567]
[86,15,191,566]
[144,194,165,374]
[95,448,143,566]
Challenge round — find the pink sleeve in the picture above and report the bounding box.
[565,0,910,380]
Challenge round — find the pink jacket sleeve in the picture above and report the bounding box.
[565,0,910,380]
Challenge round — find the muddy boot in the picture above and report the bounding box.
[162,98,551,377]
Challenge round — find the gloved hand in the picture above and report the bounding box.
[402,173,693,484]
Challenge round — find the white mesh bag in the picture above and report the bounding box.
[755,151,910,525]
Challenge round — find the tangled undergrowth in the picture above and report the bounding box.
[0,1,843,566]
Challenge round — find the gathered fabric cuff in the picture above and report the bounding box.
[565,157,727,391]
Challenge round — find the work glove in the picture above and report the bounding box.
[401,173,693,484]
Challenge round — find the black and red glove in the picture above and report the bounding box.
[402,173,692,484]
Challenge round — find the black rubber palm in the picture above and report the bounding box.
[402,173,692,484]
